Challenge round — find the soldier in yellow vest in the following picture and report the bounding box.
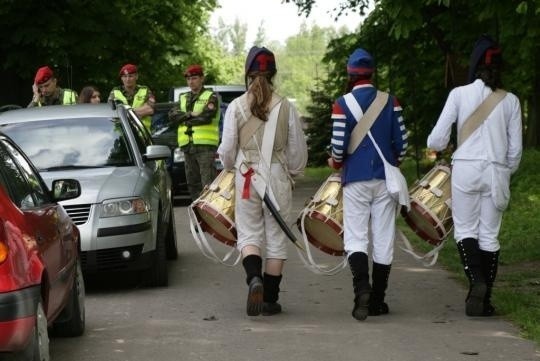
[168,64,220,201]
[28,66,78,107]
[108,63,155,131]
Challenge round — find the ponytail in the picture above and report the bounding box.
[247,72,274,121]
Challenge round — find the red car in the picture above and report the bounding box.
[0,133,85,360]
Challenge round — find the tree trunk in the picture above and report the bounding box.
[524,74,539,148]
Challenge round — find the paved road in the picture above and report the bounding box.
[50,179,539,361]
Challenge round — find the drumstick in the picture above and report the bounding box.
[263,193,305,252]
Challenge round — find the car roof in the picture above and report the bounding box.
[171,84,245,102]
[0,104,120,125]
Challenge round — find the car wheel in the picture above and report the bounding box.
[143,211,169,287]
[165,203,178,260]
[52,259,85,337]
[20,299,50,361]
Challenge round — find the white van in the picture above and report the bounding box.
[171,84,246,103]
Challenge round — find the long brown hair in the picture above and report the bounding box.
[247,71,274,121]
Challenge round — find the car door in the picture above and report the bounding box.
[127,109,171,203]
[0,139,74,315]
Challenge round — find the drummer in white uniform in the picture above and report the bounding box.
[427,34,522,317]
[218,46,308,317]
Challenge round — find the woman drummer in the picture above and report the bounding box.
[328,48,408,321]
[218,46,308,316]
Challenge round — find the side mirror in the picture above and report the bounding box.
[51,179,81,201]
[144,145,171,161]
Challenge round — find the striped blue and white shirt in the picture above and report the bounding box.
[330,81,408,186]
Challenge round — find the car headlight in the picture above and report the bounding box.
[100,198,149,218]
[173,147,184,163]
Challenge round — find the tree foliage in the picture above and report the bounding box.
[0,0,218,104]
[287,0,540,158]
[274,23,341,114]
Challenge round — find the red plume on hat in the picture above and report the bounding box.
[184,64,204,77]
[34,66,54,85]
[119,64,138,76]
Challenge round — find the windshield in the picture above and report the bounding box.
[2,117,135,171]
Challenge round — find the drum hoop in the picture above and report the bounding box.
[307,210,343,235]
[297,215,345,256]
[194,202,237,247]
[401,202,447,246]
[304,228,345,256]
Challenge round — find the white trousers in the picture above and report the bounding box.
[343,180,397,265]
[234,164,291,259]
[451,160,502,252]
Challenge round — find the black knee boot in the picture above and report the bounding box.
[262,273,282,316]
[348,252,371,321]
[369,262,391,316]
[480,250,499,316]
[242,255,263,316]
[457,238,487,316]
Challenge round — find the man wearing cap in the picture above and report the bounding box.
[427,35,522,317]
[28,66,78,107]
[109,64,155,131]
[168,64,220,202]
[328,48,408,321]
[218,47,307,317]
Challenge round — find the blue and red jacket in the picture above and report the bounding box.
[330,82,408,186]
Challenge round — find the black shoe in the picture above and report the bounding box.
[466,283,487,316]
[262,302,282,316]
[246,276,263,316]
[368,301,389,316]
[352,291,370,321]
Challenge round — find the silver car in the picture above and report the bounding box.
[0,103,177,287]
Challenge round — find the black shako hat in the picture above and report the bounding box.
[468,34,502,83]
[244,46,277,88]
[245,46,276,74]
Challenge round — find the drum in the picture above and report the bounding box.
[402,165,453,246]
[192,170,236,247]
[297,173,344,256]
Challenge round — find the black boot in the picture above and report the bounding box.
[457,238,487,316]
[242,255,263,316]
[480,250,499,316]
[348,252,371,321]
[369,262,391,316]
[262,273,282,316]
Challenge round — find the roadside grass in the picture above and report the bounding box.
[304,148,540,346]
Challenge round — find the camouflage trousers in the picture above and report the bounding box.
[181,144,217,201]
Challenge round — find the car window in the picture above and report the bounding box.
[2,139,50,206]
[219,91,244,103]
[127,110,151,155]
[2,117,135,169]
[0,140,38,209]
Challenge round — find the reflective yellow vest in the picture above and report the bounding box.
[37,89,77,106]
[113,87,152,131]
[177,90,220,147]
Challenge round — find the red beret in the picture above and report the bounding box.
[184,64,203,77]
[34,66,54,85]
[119,64,138,76]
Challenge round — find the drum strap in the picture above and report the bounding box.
[345,91,389,154]
[238,95,282,149]
[458,89,507,147]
